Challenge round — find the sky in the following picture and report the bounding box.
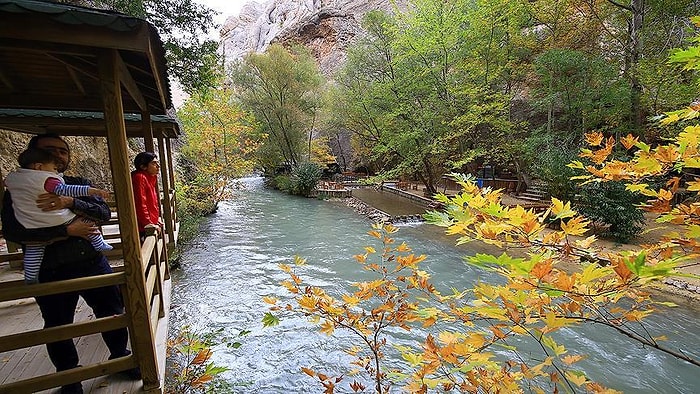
[195,0,252,27]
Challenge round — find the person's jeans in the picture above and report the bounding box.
[35,255,129,371]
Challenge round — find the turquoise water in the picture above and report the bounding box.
[169,176,700,393]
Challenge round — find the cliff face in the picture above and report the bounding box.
[221,0,406,76]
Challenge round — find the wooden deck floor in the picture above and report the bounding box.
[0,261,171,393]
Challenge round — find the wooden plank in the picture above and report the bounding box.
[144,36,168,115]
[0,315,128,353]
[0,356,136,393]
[98,48,160,393]
[0,253,22,263]
[0,18,148,53]
[0,273,125,303]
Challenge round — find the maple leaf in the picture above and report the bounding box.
[320,320,335,336]
[551,198,576,219]
[584,132,604,147]
[298,295,317,311]
[565,371,588,387]
[561,216,590,236]
[262,312,280,327]
[620,134,639,150]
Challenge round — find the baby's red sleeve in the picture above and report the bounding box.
[43,177,62,193]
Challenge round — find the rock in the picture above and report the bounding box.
[220,0,409,77]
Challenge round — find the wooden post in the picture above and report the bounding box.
[142,111,155,154]
[165,138,177,221]
[98,49,160,392]
[157,137,174,249]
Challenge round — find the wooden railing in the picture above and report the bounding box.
[0,224,171,393]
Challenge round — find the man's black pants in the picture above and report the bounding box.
[35,255,130,371]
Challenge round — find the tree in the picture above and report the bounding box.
[177,83,259,217]
[230,44,324,174]
[60,0,221,94]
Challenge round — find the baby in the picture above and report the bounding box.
[4,148,113,284]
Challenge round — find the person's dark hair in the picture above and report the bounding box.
[134,152,157,170]
[17,148,58,169]
[27,133,70,152]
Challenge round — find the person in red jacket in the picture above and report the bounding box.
[131,152,162,238]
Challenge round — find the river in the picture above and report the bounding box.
[169,176,700,393]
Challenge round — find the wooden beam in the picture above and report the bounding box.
[0,38,98,57]
[46,53,100,82]
[145,35,169,112]
[0,16,148,53]
[98,48,160,392]
[65,65,86,96]
[0,357,137,394]
[0,272,125,302]
[0,94,113,112]
[143,110,155,152]
[117,53,148,112]
[0,65,15,91]
[0,314,129,353]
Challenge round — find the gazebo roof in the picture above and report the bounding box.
[0,109,181,138]
[0,0,173,117]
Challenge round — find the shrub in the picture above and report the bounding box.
[575,180,646,242]
[289,162,323,197]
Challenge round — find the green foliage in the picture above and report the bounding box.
[230,44,324,173]
[575,181,647,242]
[533,48,631,136]
[62,0,221,94]
[272,163,323,197]
[290,162,323,197]
[526,132,579,201]
[166,326,231,393]
[174,83,259,249]
[272,175,293,194]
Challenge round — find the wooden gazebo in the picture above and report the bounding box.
[0,1,179,392]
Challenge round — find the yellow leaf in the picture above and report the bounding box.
[298,295,317,311]
[551,198,575,219]
[294,255,307,266]
[401,352,423,366]
[565,371,588,387]
[301,367,316,377]
[368,230,382,239]
[341,294,360,306]
[320,320,335,336]
[364,246,376,254]
[281,280,298,293]
[579,264,608,284]
[561,216,589,236]
[620,134,639,150]
[262,296,278,305]
[561,354,585,365]
[278,263,291,273]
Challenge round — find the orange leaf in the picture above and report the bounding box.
[585,132,604,147]
[192,349,211,365]
[301,367,316,377]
